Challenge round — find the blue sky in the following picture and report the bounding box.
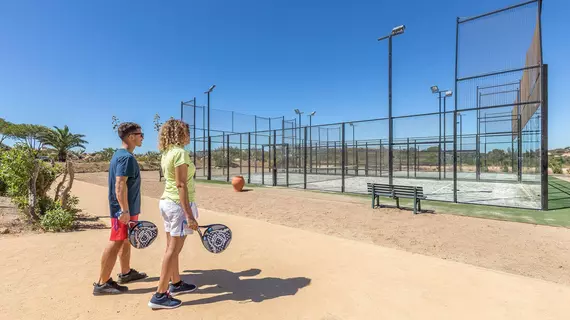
[0,0,567,153]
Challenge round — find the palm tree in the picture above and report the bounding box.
[40,126,88,162]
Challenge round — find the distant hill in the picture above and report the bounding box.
[549,147,570,158]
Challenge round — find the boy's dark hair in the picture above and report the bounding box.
[117,122,141,141]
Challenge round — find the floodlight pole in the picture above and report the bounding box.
[437,92,442,179]
[388,35,393,185]
[205,85,215,180]
[378,26,404,185]
[443,94,448,179]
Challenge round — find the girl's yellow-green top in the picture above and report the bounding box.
[160,146,196,203]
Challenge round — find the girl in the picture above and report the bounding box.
[148,119,199,309]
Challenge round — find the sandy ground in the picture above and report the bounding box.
[75,171,570,286]
[1,180,569,319]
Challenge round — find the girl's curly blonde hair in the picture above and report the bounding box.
[158,119,190,152]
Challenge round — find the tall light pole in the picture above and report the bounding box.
[204,84,215,180]
[432,87,452,179]
[378,24,405,185]
[431,86,452,180]
[204,85,216,139]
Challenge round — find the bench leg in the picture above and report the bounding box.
[396,197,400,209]
[376,195,380,207]
[418,200,421,212]
[413,198,417,214]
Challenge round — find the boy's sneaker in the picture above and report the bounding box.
[117,268,147,284]
[148,292,181,309]
[93,278,128,295]
[169,281,197,296]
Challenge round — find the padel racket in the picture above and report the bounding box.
[128,220,158,249]
[197,224,232,254]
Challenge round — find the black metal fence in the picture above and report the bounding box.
[181,0,547,210]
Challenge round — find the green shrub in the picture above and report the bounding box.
[0,144,62,215]
[549,158,563,174]
[40,205,75,232]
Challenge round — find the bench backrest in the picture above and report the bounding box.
[367,183,393,194]
[367,183,425,198]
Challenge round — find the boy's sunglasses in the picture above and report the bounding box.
[131,132,144,138]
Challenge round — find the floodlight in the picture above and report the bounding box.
[205,85,216,93]
[431,86,439,93]
[391,25,405,36]
[445,90,453,97]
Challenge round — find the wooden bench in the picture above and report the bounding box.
[367,183,427,214]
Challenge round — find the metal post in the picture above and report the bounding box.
[240,134,243,175]
[379,139,382,177]
[203,128,206,177]
[327,129,330,174]
[226,135,230,182]
[304,127,308,189]
[207,92,210,142]
[540,64,548,210]
[388,35,394,185]
[207,136,212,180]
[453,16,459,203]
[399,146,402,172]
[180,100,184,121]
[222,132,225,176]
[438,91,442,180]
[309,116,312,173]
[517,81,523,182]
[406,138,408,179]
[273,130,277,186]
[482,113,487,172]
[476,89,481,181]
[443,95,447,179]
[334,141,337,174]
[459,114,463,172]
[365,142,369,176]
[192,98,197,166]
[355,141,359,176]
[286,144,289,187]
[261,145,265,185]
[476,134,480,180]
[341,123,346,192]
[248,133,251,184]
[414,141,417,178]
[254,116,257,173]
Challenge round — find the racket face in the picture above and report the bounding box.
[200,224,232,254]
[128,221,158,249]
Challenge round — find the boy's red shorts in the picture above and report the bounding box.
[110,215,139,241]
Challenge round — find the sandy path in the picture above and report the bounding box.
[1,180,570,319]
[77,171,570,286]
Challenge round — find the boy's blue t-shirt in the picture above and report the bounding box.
[108,149,141,217]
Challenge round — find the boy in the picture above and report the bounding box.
[93,122,148,295]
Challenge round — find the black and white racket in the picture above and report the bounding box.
[197,224,232,254]
[127,220,159,249]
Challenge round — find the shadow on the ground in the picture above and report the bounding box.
[180,268,311,306]
[373,204,435,214]
[74,213,109,230]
